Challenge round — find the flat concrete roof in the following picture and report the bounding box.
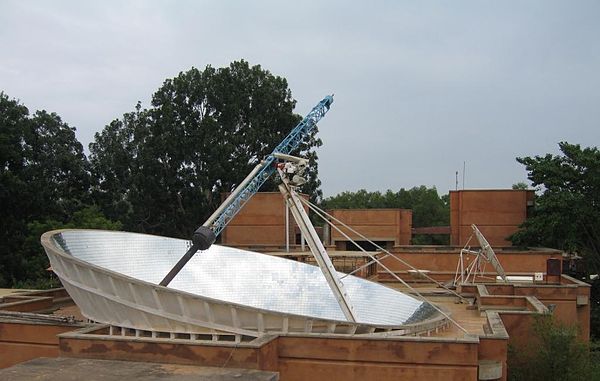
[386,284,487,337]
[0,357,279,381]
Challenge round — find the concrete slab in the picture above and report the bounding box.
[0,357,279,381]
[0,289,32,298]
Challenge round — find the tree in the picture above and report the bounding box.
[507,315,599,381]
[511,142,600,340]
[18,206,122,289]
[0,92,30,287]
[591,278,600,341]
[89,60,321,238]
[0,92,91,287]
[511,142,600,273]
[512,182,529,190]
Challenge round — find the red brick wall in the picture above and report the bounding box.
[221,192,308,246]
[450,190,534,247]
[328,209,413,246]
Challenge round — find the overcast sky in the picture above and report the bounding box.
[1,1,598,196]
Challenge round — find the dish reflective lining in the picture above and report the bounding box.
[53,230,437,325]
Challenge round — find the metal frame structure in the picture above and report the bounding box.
[40,95,454,339]
[41,230,449,339]
[454,224,507,285]
[277,163,357,322]
[203,95,334,237]
[472,224,507,281]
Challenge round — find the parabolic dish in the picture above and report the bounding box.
[42,229,444,335]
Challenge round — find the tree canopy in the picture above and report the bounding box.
[512,182,529,190]
[511,142,600,273]
[1,61,324,287]
[0,92,93,287]
[507,315,599,381]
[89,60,321,238]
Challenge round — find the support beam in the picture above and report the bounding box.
[278,170,357,322]
[472,224,507,282]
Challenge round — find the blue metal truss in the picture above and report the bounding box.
[210,95,334,237]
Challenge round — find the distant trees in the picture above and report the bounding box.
[512,182,529,190]
[321,186,450,244]
[511,142,600,274]
[90,60,321,238]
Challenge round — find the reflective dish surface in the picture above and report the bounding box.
[52,230,438,325]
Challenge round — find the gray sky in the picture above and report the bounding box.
[1,1,599,197]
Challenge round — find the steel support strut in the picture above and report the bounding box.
[277,168,357,322]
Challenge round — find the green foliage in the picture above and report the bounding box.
[321,186,449,244]
[591,340,600,373]
[511,142,600,274]
[18,206,122,288]
[591,278,600,342]
[11,276,61,291]
[512,182,529,190]
[1,61,321,287]
[0,92,91,287]
[508,315,600,381]
[89,60,320,238]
